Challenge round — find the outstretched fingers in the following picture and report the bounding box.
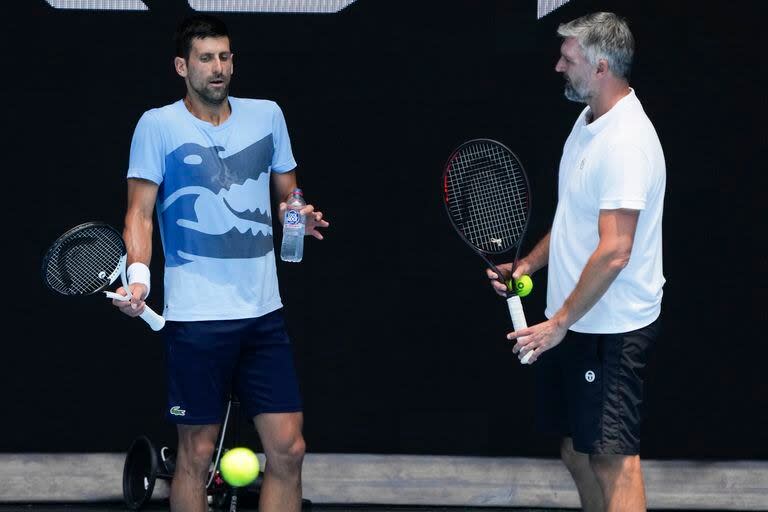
[302,204,329,240]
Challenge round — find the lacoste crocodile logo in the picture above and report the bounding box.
[170,406,186,416]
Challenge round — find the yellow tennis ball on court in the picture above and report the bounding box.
[513,275,533,297]
[220,447,260,487]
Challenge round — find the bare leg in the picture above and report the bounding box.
[171,424,221,512]
[560,437,605,512]
[254,412,306,512]
[591,454,646,512]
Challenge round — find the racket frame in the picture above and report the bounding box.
[441,138,534,363]
[42,221,165,331]
[441,138,533,296]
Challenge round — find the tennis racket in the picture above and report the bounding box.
[42,221,165,331]
[442,139,534,364]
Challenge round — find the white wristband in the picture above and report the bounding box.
[127,262,151,299]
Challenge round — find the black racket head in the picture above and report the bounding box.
[442,138,531,255]
[41,221,126,296]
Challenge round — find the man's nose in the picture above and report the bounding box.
[555,58,565,72]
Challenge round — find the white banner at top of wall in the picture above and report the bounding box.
[45,1,565,17]
[44,0,358,12]
[45,0,148,9]
[537,0,572,19]
[189,0,357,13]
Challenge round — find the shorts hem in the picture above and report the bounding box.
[247,405,303,418]
[574,440,640,456]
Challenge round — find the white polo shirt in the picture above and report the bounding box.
[545,89,666,333]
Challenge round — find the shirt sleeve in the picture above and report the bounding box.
[271,103,298,173]
[126,110,165,185]
[594,143,652,210]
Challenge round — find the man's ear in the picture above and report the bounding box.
[596,58,609,76]
[174,56,187,78]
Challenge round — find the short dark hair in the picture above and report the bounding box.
[175,14,230,60]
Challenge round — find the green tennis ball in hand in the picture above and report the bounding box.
[220,447,260,487]
[509,275,533,297]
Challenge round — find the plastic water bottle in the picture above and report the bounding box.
[280,188,306,262]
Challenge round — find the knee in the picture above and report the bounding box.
[589,454,640,483]
[179,437,217,475]
[560,438,588,475]
[266,433,306,476]
[192,438,217,463]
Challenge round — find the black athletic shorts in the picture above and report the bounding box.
[534,317,660,455]
[163,309,303,424]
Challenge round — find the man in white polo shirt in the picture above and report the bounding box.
[487,12,665,512]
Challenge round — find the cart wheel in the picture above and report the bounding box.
[123,436,159,510]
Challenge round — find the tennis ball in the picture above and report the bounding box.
[219,447,260,487]
[513,275,533,297]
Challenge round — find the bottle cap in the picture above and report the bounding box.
[293,188,303,196]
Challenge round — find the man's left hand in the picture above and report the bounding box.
[301,204,329,239]
[506,318,568,364]
[279,202,330,240]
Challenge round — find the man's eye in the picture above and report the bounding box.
[200,56,211,62]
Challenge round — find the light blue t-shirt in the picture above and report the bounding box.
[127,97,297,321]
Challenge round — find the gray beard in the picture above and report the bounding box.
[564,82,589,104]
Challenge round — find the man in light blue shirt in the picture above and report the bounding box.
[113,14,329,512]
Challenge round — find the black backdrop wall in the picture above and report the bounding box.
[5,0,766,459]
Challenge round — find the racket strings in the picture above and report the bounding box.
[45,226,126,295]
[445,142,529,253]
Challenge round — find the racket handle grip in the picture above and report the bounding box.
[105,291,165,331]
[139,306,165,331]
[506,295,533,364]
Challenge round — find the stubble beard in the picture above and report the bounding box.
[563,77,590,104]
[192,78,230,106]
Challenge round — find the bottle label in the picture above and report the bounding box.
[285,209,301,227]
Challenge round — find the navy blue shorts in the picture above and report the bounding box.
[163,309,303,424]
[534,317,660,455]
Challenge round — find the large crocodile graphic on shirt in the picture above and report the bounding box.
[158,135,276,267]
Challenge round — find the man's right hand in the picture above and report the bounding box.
[486,260,533,297]
[111,283,148,317]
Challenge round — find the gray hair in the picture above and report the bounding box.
[557,12,634,80]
